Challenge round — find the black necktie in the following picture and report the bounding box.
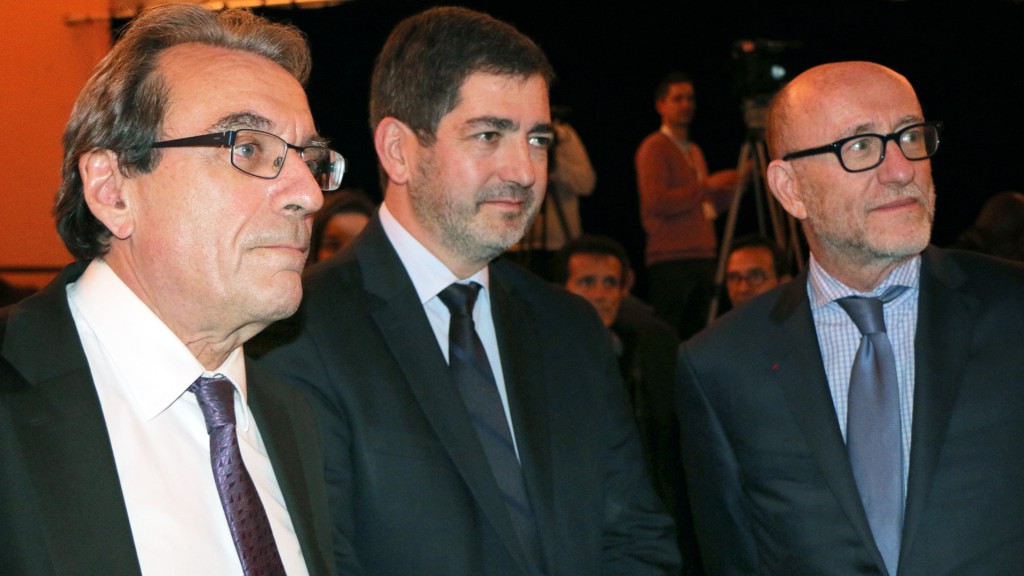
[190,376,286,576]
[836,286,907,576]
[438,282,545,574]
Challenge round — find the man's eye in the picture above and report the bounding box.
[901,128,923,143]
[847,137,873,152]
[475,132,499,143]
[234,142,259,159]
[530,134,554,148]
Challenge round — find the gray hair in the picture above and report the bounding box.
[54,4,312,260]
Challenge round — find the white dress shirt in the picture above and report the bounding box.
[379,203,520,457]
[66,259,309,576]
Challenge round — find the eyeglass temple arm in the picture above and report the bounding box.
[151,132,233,149]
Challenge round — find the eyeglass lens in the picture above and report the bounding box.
[840,124,939,171]
[726,269,768,287]
[230,129,344,191]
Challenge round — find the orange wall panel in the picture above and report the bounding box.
[0,0,110,288]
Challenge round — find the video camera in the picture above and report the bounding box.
[731,38,801,131]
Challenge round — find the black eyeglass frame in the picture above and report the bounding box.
[151,129,345,191]
[781,121,943,173]
[725,269,773,287]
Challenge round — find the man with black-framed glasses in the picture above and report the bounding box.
[0,5,337,575]
[676,61,1024,575]
[724,233,791,309]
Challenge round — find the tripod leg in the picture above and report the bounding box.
[707,140,754,323]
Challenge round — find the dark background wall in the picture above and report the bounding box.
[241,0,1023,291]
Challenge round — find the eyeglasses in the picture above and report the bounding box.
[781,121,942,173]
[726,269,772,288]
[151,129,345,191]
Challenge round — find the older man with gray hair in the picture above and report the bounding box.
[0,5,339,575]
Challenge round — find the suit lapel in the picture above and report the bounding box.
[489,264,554,544]
[899,248,974,562]
[355,220,531,573]
[2,264,141,575]
[246,361,332,576]
[766,274,887,571]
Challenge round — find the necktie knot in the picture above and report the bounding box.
[836,285,907,335]
[439,282,482,317]
[189,376,236,433]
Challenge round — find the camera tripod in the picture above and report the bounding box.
[706,102,804,323]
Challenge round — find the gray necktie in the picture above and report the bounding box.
[190,376,285,576]
[438,282,545,575]
[837,286,906,576]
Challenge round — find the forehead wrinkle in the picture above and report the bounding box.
[841,113,926,139]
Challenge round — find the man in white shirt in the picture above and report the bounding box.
[0,5,337,575]
[257,6,680,576]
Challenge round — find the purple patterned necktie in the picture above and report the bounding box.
[190,376,285,576]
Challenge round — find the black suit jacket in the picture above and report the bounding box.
[676,247,1024,575]
[614,299,704,576]
[0,262,335,576]
[257,216,680,576]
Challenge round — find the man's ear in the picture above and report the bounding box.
[654,98,666,118]
[374,117,419,186]
[80,149,134,240]
[766,159,808,220]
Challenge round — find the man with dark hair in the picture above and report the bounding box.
[1,5,339,575]
[258,7,679,576]
[553,234,703,575]
[724,233,790,308]
[550,234,633,323]
[636,72,741,340]
[678,61,1024,575]
[309,188,377,264]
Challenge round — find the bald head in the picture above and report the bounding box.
[763,61,936,291]
[767,62,920,160]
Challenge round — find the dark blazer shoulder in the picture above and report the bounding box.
[684,270,808,356]
[924,246,1024,296]
[0,261,142,576]
[490,256,605,329]
[1,262,91,388]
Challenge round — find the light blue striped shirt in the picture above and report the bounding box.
[808,254,920,494]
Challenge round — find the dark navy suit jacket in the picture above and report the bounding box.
[677,247,1024,575]
[258,216,680,576]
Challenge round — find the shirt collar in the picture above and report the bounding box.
[808,253,921,310]
[378,201,490,303]
[67,259,249,423]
